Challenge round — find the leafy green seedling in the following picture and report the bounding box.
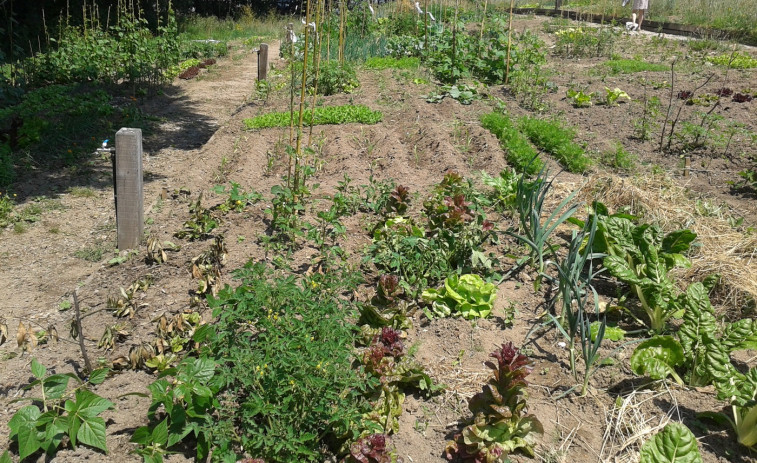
[566,88,594,107]
[605,87,631,106]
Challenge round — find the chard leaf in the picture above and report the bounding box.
[639,422,703,463]
[721,319,757,352]
[662,230,697,254]
[631,336,684,384]
[604,255,641,285]
[678,283,717,357]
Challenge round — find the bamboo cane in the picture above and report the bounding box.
[505,0,515,84]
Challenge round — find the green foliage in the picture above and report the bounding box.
[510,166,579,288]
[205,262,372,462]
[367,174,495,299]
[21,6,207,87]
[316,61,360,96]
[425,84,479,105]
[8,359,112,461]
[633,96,662,141]
[507,32,551,111]
[604,87,631,106]
[705,51,757,69]
[553,27,618,58]
[639,422,703,463]
[519,117,592,173]
[566,88,594,108]
[481,168,523,212]
[131,358,219,463]
[603,59,669,74]
[630,336,686,385]
[546,216,606,395]
[445,343,543,460]
[363,57,420,70]
[422,274,497,320]
[599,142,637,171]
[631,282,757,386]
[602,223,696,333]
[480,112,543,175]
[707,365,757,449]
[243,105,383,130]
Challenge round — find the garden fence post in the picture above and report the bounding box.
[115,127,143,250]
[258,43,269,81]
[684,155,691,178]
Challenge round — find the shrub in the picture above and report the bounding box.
[205,262,372,462]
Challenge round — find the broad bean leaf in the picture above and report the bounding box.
[631,336,684,383]
[639,422,703,463]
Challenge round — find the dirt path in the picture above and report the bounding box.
[0,41,282,460]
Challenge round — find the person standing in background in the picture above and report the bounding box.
[632,0,648,31]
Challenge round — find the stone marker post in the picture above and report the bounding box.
[115,128,143,250]
[258,43,269,81]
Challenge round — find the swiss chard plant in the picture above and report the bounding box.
[602,222,696,333]
[422,274,497,320]
[445,343,543,461]
[8,359,112,461]
[639,422,703,463]
[631,282,757,387]
[705,360,757,449]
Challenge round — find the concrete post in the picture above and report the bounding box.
[115,128,143,250]
[258,43,269,81]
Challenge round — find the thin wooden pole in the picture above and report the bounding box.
[295,0,313,191]
[478,0,488,55]
[505,0,515,84]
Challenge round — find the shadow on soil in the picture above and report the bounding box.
[9,82,218,204]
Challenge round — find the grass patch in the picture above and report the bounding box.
[481,112,543,175]
[363,57,421,70]
[244,105,383,130]
[178,14,287,42]
[68,186,97,198]
[602,59,669,74]
[519,117,592,173]
[598,142,637,171]
[74,245,108,262]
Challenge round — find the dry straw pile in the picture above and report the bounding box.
[579,173,757,314]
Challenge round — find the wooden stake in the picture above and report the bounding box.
[73,291,93,375]
[115,127,143,250]
[258,43,269,81]
[684,155,691,177]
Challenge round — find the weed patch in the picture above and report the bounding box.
[244,105,383,130]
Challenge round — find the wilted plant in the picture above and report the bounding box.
[146,236,179,264]
[191,236,227,297]
[174,193,219,240]
[445,343,543,461]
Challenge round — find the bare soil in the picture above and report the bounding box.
[1,15,756,463]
